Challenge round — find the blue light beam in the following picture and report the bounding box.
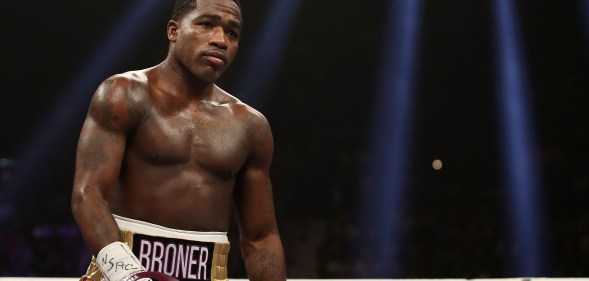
[5,0,171,201]
[233,0,302,109]
[578,0,589,55]
[493,0,546,276]
[359,0,422,277]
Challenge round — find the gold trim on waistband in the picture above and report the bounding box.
[212,243,231,281]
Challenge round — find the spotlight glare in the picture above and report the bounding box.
[493,0,546,275]
[432,159,443,170]
[358,0,423,277]
[3,0,172,207]
[234,0,302,109]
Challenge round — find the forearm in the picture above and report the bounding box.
[241,234,287,281]
[72,187,147,280]
[72,189,121,255]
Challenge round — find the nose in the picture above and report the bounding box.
[208,27,228,50]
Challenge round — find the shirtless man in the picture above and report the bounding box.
[71,0,286,280]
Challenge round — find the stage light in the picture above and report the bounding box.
[233,0,302,108]
[432,159,443,170]
[4,0,172,205]
[493,0,546,276]
[358,0,423,277]
[579,0,589,45]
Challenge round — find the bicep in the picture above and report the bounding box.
[73,77,142,199]
[73,116,127,200]
[234,114,278,240]
[234,167,277,239]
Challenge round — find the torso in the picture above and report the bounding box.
[109,68,252,231]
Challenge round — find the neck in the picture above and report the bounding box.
[155,58,216,99]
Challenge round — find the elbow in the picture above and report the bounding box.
[71,182,112,217]
[71,187,88,215]
[240,230,281,251]
[71,184,101,216]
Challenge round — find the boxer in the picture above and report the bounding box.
[72,0,287,281]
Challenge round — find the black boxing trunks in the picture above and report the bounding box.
[81,215,230,281]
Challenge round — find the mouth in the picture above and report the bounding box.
[202,50,228,66]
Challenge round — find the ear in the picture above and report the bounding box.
[167,20,179,42]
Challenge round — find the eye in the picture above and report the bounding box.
[199,21,213,28]
[227,30,240,39]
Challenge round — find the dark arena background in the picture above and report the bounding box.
[1,0,589,278]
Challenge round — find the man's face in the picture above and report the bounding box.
[169,0,242,83]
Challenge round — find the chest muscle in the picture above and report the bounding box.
[130,108,249,177]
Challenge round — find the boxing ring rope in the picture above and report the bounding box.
[0,277,589,281]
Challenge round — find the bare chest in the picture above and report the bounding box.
[129,105,250,176]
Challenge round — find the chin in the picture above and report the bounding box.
[201,73,222,84]
[193,68,223,84]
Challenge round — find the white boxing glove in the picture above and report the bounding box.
[96,241,145,281]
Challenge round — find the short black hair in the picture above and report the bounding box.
[171,0,241,21]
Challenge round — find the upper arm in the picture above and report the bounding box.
[73,75,148,201]
[234,111,278,241]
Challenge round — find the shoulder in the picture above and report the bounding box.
[94,70,149,102]
[217,87,274,162]
[88,70,152,131]
[216,85,271,133]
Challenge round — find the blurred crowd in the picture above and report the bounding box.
[1,145,588,278]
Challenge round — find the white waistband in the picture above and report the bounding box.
[113,214,229,244]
